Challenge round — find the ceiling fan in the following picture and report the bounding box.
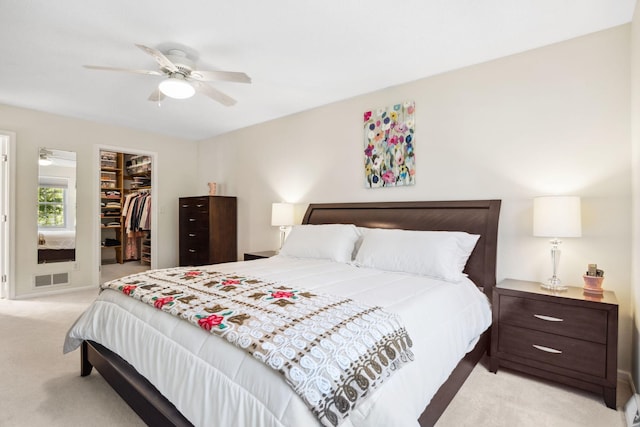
[84,44,251,106]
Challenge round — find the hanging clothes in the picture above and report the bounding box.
[121,191,151,260]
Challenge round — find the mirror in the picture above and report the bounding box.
[37,148,76,263]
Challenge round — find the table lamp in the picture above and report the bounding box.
[533,196,582,291]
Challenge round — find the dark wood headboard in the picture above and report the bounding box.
[302,200,501,301]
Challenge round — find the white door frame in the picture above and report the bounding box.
[1,131,16,299]
[93,145,158,285]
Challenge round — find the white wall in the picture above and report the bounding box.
[198,26,632,373]
[0,104,198,297]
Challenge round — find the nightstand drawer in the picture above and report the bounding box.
[498,324,606,377]
[499,295,608,344]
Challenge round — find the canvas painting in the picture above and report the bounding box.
[363,101,415,188]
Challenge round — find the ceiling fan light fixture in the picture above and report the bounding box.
[159,75,195,99]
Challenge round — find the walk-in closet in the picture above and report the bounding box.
[99,150,152,282]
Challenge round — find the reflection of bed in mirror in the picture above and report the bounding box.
[38,230,76,263]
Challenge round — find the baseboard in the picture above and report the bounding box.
[13,284,98,300]
[619,369,637,394]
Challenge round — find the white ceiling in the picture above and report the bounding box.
[0,1,635,141]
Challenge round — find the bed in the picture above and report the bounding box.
[38,229,76,263]
[65,200,501,426]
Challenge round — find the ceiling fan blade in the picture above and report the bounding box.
[148,88,166,102]
[84,65,163,76]
[135,44,178,73]
[191,81,236,106]
[190,70,251,84]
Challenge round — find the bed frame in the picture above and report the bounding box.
[81,199,501,427]
[38,248,75,263]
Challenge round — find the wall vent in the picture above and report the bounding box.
[34,272,69,287]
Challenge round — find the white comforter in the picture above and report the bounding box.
[38,229,75,249]
[65,256,491,427]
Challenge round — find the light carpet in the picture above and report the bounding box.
[438,358,629,426]
[0,288,631,427]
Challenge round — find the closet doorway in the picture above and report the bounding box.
[97,147,157,284]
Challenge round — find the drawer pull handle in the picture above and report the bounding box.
[189,249,196,253]
[532,344,562,354]
[534,314,563,322]
[189,218,196,222]
[196,204,205,207]
[182,204,189,208]
[188,233,196,237]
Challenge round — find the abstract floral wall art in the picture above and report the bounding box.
[363,101,415,188]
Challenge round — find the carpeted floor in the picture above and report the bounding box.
[438,358,629,426]
[0,288,145,427]
[0,288,631,427]
[100,261,149,284]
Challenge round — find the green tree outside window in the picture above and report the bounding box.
[38,186,66,227]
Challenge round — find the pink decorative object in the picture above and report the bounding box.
[208,182,217,196]
[583,274,604,295]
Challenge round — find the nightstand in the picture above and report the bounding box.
[243,250,277,261]
[490,278,618,409]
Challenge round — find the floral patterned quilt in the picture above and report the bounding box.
[101,266,414,427]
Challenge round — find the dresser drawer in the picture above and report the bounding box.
[180,206,209,219]
[499,295,608,343]
[498,324,606,377]
[179,198,210,226]
[179,197,209,210]
[178,215,209,235]
[179,247,210,266]
[179,230,208,248]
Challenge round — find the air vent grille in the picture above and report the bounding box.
[34,273,69,287]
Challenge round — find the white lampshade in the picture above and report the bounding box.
[159,76,195,99]
[271,203,295,227]
[533,196,582,238]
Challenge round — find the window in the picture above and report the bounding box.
[38,177,68,228]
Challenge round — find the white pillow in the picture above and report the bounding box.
[279,224,360,263]
[353,228,480,282]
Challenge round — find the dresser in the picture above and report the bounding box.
[179,196,237,266]
[490,279,618,408]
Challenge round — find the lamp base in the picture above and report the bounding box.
[540,277,568,292]
[279,227,287,250]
